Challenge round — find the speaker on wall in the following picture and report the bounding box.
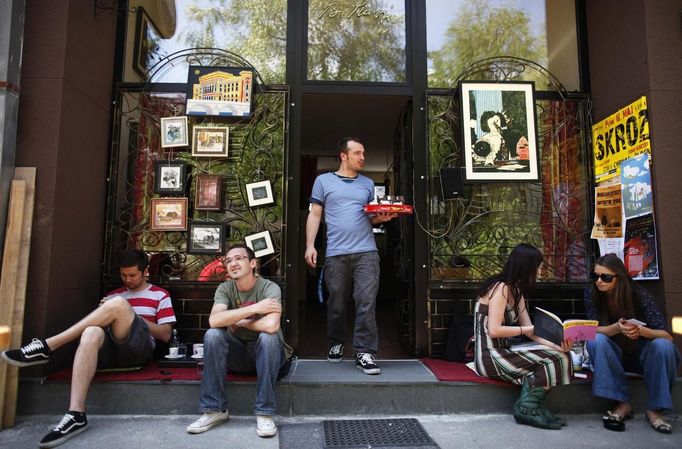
[439,167,464,200]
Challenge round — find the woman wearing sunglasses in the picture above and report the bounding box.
[474,243,572,430]
[584,253,680,433]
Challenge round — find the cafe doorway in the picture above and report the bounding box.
[296,92,413,359]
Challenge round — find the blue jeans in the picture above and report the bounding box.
[586,333,680,410]
[324,251,380,354]
[199,328,285,416]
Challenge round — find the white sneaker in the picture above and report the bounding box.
[256,415,277,437]
[186,410,229,434]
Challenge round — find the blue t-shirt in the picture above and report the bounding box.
[310,172,377,257]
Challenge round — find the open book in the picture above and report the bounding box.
[533,307,598,346]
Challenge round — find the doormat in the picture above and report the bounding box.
[278,419,440,449]
[323,418,439,448]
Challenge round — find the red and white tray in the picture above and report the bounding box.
[363,204,413,215]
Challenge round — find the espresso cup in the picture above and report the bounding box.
[169,347,179,357]
[193,343,204,358]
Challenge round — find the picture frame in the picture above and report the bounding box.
[160,116,189,148]
[132,7,162,78]
[191,126,229,158]
[460,81,539,182]
[149,198,188,231]
[194,174,223,210]
[186,65,254,117]
[154,160,187,195]
[245,180,274,207]
[187,222,226,255]
[244,230,275,258]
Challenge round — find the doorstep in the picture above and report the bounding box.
[16,359,682,417]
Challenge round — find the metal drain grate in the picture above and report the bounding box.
[323,418,438,448]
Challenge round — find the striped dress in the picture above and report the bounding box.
[473,301,572,387]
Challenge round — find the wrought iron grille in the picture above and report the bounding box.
[103,49,288,286]
[425,57,594,284]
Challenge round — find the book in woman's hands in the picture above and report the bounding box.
[533,307,599,346]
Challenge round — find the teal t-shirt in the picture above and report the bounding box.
[213,276,292,358]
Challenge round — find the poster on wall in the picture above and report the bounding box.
[186,66,254,117]
[620,153,653,218]
[592,96,650,183]
[591,184,623,239]
[460,81,539,182]
[624,213,659,279]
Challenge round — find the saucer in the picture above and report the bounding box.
[164,354,184,360]
[191,354,204,360]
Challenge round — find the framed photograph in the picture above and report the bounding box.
[186,65,254,117]
[460,81,539,182]
[244,230,275,258]
[245,180,274,207]
[195,174,223,210]
[160,116,189,148]
[154,160,187,195]
[191,126,229,158]
[188,222,226,255]
[150,198,188,231]
[132,7,162,78]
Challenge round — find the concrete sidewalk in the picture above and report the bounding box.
[1,414,680,449]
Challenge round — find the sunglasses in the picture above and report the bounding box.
[591,272,616,283]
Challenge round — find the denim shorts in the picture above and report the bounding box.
[97,314,155,369]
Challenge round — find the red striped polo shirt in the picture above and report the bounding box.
[105,284,176,325]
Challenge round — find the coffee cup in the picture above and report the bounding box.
[193,343,204,358]
[169,347,179,357]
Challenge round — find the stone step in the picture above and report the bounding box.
[17,359,681,416]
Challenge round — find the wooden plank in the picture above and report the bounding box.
[0,179,27,427]
[2,168,36,427]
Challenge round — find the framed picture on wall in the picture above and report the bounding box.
[460,81,539,182]
[186,65,254,117]
[187,222,226,255]
[154,160,187,194]
[245,180,274,207]
[194,174,223,210]
[160,116,189,148]
[191,126,229,158]
[150,198,188,231]
[132,7,163,78]
[244,230,275,258]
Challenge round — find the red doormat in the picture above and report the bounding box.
[420,358,511,386]
[46,361,256,382]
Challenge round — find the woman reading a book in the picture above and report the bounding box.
[473,244,572,430]
[584,253,680,433]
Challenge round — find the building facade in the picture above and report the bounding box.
[1,0,680,372]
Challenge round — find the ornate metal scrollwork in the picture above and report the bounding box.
[104,48,286,285]
[426,57,593,283]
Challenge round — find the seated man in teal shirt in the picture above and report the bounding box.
[187,243,291,438]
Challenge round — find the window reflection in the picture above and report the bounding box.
[126,0,287,83]
[307,0,407,82]
[426,0,579,90]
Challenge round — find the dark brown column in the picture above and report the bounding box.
[586,0,682,348]
[15,1,117,372]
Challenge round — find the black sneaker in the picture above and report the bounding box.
[39,412,88,448]
[1,338,51,367]
[355,352,380,375]
[327,343,344,363]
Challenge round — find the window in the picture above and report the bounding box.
[306,0,407,82]
[125,0,287,84]
[426,0,580,90]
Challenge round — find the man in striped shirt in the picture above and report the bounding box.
[1,249,176,448]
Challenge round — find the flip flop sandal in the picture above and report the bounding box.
[645,413,672,434]
[602,410,632,431]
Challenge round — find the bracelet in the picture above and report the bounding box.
[519,326,523,336]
